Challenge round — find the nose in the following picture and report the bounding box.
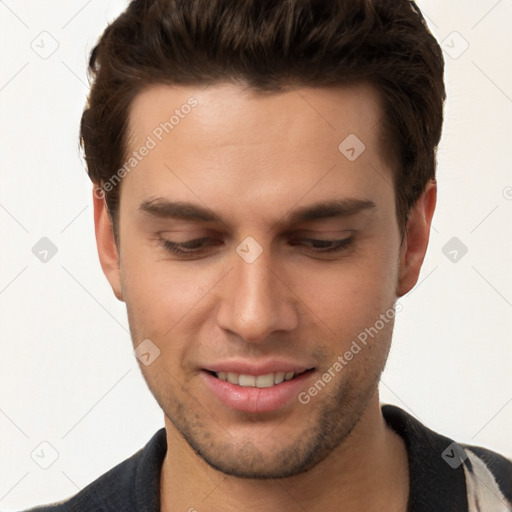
[215,242,299,344]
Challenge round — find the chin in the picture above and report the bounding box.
[164,387,370,480]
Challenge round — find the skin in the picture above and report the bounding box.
[94,82,436,511]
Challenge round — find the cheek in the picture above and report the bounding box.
[121,254,180,335]
[120,248,222,345]
[298,245,400,332]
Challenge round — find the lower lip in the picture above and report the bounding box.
[201,370,314,413]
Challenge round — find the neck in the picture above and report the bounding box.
[160,395,409,512]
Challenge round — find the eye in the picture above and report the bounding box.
[159,236,354,258]
[292,237,354,254]
[160,237,214,257]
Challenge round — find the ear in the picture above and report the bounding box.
[396,180,437,297]
[93,187,124,302]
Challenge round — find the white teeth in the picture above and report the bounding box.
[227,372,238,384]
[239,374,256,387]
[215,371,297,387]
[274,372,285,384]
[255,374,274,388]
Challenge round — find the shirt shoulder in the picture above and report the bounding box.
[460,444,512,511]
[382,404,512,512]
[21,429,167,512]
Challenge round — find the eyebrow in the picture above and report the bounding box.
[138,197,376,229]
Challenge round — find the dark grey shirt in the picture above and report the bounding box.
[24,405,512,512]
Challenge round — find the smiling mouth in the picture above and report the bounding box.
[206,369,314,388]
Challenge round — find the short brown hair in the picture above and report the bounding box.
[80,0,445,238]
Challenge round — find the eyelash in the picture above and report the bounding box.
[160,236,354,257]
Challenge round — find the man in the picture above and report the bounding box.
[26,0,512,511]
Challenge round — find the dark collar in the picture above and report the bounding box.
[382,404,468,512]
[134,405,469,512]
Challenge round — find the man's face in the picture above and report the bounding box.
[97,82,416,478]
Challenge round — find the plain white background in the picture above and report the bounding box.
[0,1,511,510]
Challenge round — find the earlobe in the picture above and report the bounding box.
[396,180,437,297]
[92,188,124,302]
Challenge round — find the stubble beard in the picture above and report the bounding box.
[148,362,385,479]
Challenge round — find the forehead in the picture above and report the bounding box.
[122,82,393,229]
[127,81,384,150]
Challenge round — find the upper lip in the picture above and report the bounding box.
[203,359,315,376]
